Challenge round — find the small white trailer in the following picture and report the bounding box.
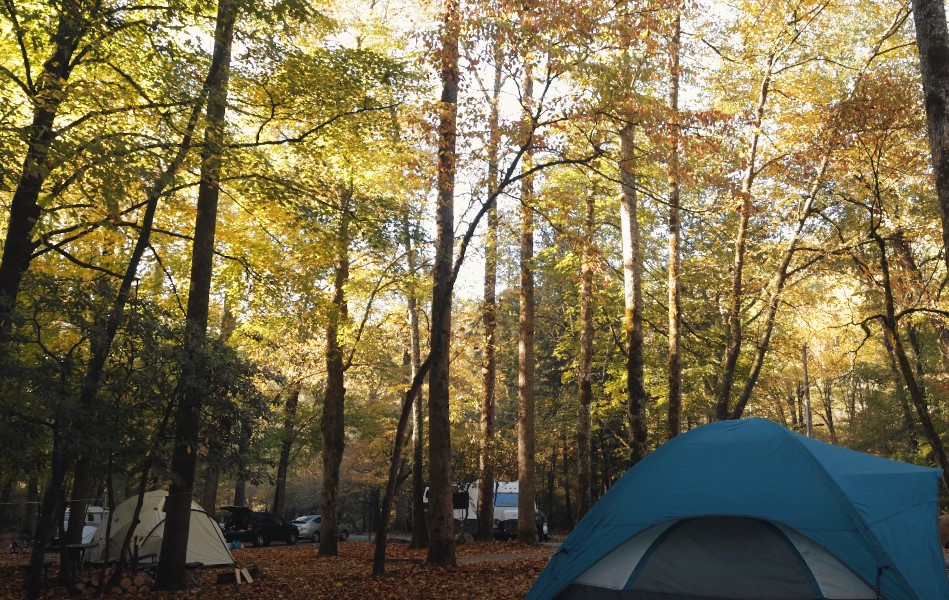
[425,481,544,540]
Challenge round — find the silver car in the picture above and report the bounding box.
[291,514,349,543]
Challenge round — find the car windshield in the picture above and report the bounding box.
[292,518,308,523]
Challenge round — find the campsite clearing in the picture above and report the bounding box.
[1,538,558,598]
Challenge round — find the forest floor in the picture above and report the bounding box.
[1,535,561,599]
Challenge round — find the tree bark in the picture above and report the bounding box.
[716,58,773,420]
[426,0,460,566]
[404,208,429,550]
[820,379,837,444]
[233,416,249,506]
[577,187,594,519]
[666,1,683,440]
[517,59,538,545]
[156,0,236,588]
[727,158,826,419]
[25,423,69,599]
[882,334,920,453]
[870,228,949,490]
[801,344,813,437]
[476,43,503,543]
[320,186,352,557]
[374,358,432,575]
[202,298,240,514]
[273,386,301,517]
[910,0,949,275]
[619,124,648,465]
[892,233,949,370]
[0,478,11,536]
[561,437,573,526]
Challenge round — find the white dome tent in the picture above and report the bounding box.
[87,490,234,567]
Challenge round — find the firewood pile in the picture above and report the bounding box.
[73,568,153,594]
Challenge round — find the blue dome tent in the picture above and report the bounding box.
[527,418,949,600]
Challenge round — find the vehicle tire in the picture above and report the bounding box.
[287,531,298,545]
[312,532,320,543]
[339,529,349,541]
[253,532,266,547]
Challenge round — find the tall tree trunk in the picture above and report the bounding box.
[619,124,648,465]
[0,2,89,340]
[202,298,239,514]
[801,344,813,437]
[577,187,595,519]
[870,228,949,490]
[820,379,838,444]
[404,211,429,550]
[893,233,949,370]
[883,335,920,453]
[109,396,175,587]
[716,58,773,420]
[23,477,38,535]
[517,60,538,545]
[233,416,249,506]
[320,186,352,557]
[561,437,573,527]
[907,323,927,395]
[201,469,220,517]
[25,424,69,599]
[0,477,11,535]
[156,0,236,588]
[666,1,683,440]
[786,392,799,430]
[273,386,301,517]
[67,69,210,550]
[546,444,556,527]
[727,10,908,419]
[373,358,432,575]
[847,355,858,427]
[910,0,949,275]
[426,0,460,567]
[25,348,76,590]
[476,42,503,543]
[728,158,826,419]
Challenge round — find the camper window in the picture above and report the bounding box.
[495,493,517,507]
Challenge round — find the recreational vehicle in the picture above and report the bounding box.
[424,481,546,540]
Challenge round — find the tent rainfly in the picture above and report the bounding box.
[527,418,949,600]
[87,490,234,567]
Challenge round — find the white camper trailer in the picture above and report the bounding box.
[424,480,545,540]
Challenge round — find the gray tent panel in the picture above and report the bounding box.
[630,517,819,599]
[557,517,878,600]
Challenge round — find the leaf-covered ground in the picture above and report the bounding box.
[1,537,559,598]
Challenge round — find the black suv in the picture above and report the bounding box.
[220,506,298,547]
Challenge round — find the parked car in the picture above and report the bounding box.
[291,514,349,543]
[220,506,298,547]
